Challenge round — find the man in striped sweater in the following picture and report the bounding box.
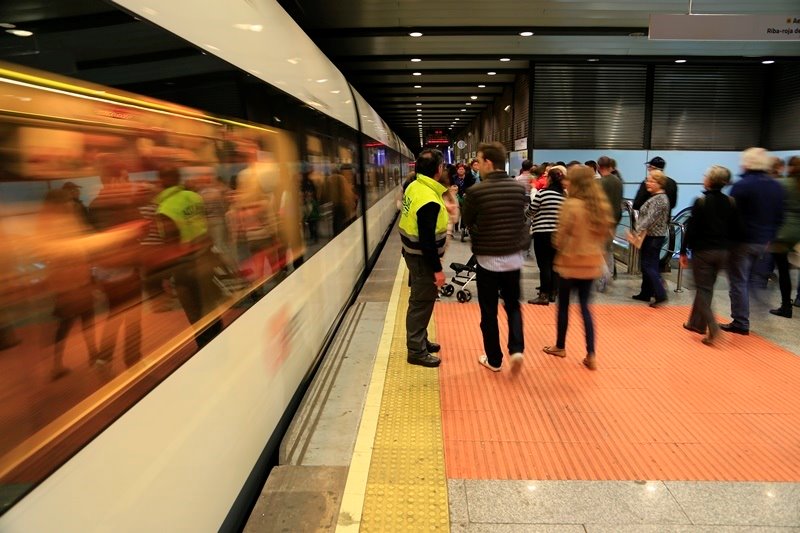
[461,142,530,373]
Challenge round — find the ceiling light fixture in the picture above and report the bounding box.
[470,95,478,100]
[0,23,16,29]
[478,84,486,88]
[413,72,422,76]
[6,29,33,37]
[675,59,687,63]
[587,58,599,62]
[411,58,421,62]
[762,60,775,64]
[414,85,422,88]
[416,103,422,106]
[409,32,423,37]
[466,103,472,106]
[487,71,496,75]
[461,109,466,111]
[500,58,510,62]
[520,31,533,37]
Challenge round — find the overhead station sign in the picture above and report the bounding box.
[649,14,800,41]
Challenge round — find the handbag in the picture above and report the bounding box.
[626,230,645,250]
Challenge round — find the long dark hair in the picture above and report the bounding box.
[546,167,565,194]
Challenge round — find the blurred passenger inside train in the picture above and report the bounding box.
[767,155,800,319]
[301,170,321,244]
[88,157,152,367]
[543,165,613,371]
[527,165,566,305]
[328,164,358,234]
[62,181,90,225]
[147,165,223,348]
[39,189,98,379]
[721,148,786,336]
[188,166,231,263]
[680,165,740,345]
[515,159,534,196]
[631,169,671,307]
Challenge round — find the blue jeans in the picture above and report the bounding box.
[728,242,768,329]
[639,236,666,301]
[555,277,595,355]
[476,265,524,368]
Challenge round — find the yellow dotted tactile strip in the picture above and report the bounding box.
[336,259,449,532]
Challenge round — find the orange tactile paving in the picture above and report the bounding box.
[435,302,800,482]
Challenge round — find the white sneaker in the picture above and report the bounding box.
[478,354,501,372]
[509,352,524,374]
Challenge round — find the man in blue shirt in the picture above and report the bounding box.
[720,147,786,335]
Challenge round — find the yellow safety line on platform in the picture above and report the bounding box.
[336,258,449,532]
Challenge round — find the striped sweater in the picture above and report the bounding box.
[527,189,565,233]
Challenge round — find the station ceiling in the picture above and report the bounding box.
[1,0,799,151]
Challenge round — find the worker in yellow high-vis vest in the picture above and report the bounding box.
[398,149,449,368]
[152,165,223,348]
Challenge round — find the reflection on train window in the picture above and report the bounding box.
[0,61,406,510]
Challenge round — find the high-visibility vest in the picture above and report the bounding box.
[398,174,448,256]
[155,185,208,243]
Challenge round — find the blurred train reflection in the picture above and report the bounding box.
[0,62,406,499]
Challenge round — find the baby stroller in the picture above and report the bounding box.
[440,255,477,303]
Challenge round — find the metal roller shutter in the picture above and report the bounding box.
[533,64,646,149]
[652,65,762,151]
[767,64,800,150]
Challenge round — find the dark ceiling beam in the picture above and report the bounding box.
[353,81,508,88]
[343,68,524,76]
[1,10,134,33]
[308,26,648,38]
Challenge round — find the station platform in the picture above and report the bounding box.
[246,225,800,532]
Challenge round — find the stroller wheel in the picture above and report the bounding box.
[456,290,467,303]
[442,284,454,297]
[463,289,472,302]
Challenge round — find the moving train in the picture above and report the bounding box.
[0,1,411,530]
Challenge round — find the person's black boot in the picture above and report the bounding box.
[769,302,793,318]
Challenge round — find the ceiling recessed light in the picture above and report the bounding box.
[487,71,496,76]
[675,59,687,63]
[466,103,472,106]
[470,95,478,100]
[500,58,511,62]
[478,84,486,88]
[414,85,422,88]
[762,60,775,64]
[416,103,422,106]
[0,23,16,29]
[520,31,534,37]
[455,118,459,121]
[587,58,599,62]
[411,58,421,62]
[6,28,33,37]
[413,72,422,76]
[409,32,423,37]
[461,109,466,111]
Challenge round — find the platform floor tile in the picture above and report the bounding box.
[359,272,449,531]
[435,302,800,482]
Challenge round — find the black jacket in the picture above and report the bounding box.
[461,170,530,256]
